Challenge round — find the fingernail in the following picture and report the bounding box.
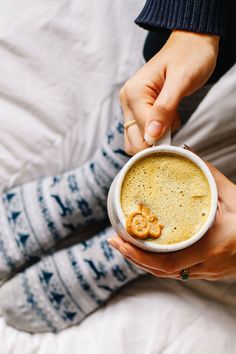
[145,121,163,145]
[147,121,163,137]
[144,133,155,146]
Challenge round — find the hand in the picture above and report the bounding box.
[109,163,236,280]
[119,30,219,155]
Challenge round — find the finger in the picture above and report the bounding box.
[189,260,224,276]
[188,263,207,275]
[144,75,184,145]
[126,248,235,280]
[120,83,149,137]
[185,273,235,281]
[120,95,137,156]
[119,89,133,124]
[125,255,180,278]
[109,236,205,273]
[121,97,150,154]
[125,123,150,155]
[190,256,236,277]
[125,255,229,281]
[110,238,230,281]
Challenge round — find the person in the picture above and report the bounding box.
[0,0,235,334]
[110,0,236,281]
[120,0,235,152]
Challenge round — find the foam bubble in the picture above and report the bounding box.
[121,153,211,245]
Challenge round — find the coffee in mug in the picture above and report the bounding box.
[121,152,211,245]
[107,145,218,253]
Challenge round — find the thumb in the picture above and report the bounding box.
[144,77,183,145]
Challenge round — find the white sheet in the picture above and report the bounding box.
[0,0,145,190]
[1,1,236,354]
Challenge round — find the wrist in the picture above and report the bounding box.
[171,30,219,51]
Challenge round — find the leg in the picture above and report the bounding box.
[0,226,144,333]
[0,107,129,281]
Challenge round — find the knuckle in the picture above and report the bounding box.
[132,142,148,155]
[125,136,146,156]
[124,144,135,156]
[156,102,173,115]
[119,87,126,103]
[121,81,135,102]
[178,67,193,82]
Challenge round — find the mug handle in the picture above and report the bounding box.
[153,127,171,146]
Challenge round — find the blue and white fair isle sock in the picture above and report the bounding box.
[0,227,145,333]
[0,115,129,281]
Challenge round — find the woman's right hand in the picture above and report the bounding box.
[119,30,219,155]
[109,162,236,281]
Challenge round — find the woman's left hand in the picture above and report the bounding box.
[109,163,236,281]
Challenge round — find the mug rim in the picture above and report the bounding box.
[115,145,218,252]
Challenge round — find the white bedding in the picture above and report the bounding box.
[1,1,236,353]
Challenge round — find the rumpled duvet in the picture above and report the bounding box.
[1,1,236,353]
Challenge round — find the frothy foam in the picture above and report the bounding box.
[121,153,211,244]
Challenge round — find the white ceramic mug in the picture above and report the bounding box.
[107,130,218,253]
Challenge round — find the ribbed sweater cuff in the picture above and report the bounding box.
[135,0,225,36]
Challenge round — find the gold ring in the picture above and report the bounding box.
[123,120,136,129]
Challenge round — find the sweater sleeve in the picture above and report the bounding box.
[135,0,226,36]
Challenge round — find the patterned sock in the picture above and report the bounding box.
[0,227,145,333]
[0,111,129,281]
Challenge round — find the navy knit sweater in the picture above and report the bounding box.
[135,0,235,83]
[136,0,226,35]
